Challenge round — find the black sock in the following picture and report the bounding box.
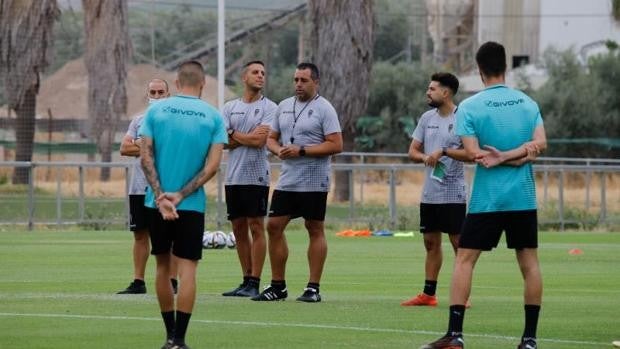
[423,280,437,296]
[247,277,260,288]
[242,275,250,286]
[306,282,320,293]
[522,304,541,339]
[447,305,466,337]
[271,280,286,290]
[173,311,192,345]
[161,311,175,340]
[133,279,145,285]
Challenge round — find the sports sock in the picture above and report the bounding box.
[242,275,250,286]
[423,280,437,296]
[271,280,286,290]
[247,277,260,288]
[161,311,175,340]
[522,304,541,339]
[306,282,320,293]
[173,311,192,345]
[446,305,466,337]
[133,278,145,285]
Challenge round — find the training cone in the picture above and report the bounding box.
[568,248,583,255]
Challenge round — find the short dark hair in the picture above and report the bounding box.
[476,41,507,77]
[243,60,265,68]
[431,72,459,95]
[177,60,205,87]
[242,60,265,75]
[296,62,320,80]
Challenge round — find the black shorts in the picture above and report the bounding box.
[225,185,269,220]
[268,190,328,221]
[147,208,205,260]
[459,210,538,251]
[419,203,466,234]
[129,195,148,232]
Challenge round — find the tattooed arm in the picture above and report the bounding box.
[140,136,178,220]
[163,143,224,206]
[140,136,162,197]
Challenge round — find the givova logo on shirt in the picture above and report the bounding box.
[163,106,206,118]
[484,98,524,107]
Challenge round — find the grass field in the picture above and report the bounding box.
[0,229,619,348]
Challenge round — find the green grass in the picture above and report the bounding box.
[0,230,619,348]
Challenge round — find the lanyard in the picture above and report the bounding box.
[290,94,319,144]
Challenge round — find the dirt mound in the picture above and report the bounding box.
[6,58,234,119]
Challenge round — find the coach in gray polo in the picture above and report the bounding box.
[251,62,343,303]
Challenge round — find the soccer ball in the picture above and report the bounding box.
[202,231,227,249]
[226,232,236,249]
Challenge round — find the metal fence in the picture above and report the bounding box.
[1,154,619,230]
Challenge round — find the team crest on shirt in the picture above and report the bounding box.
[308,109,314,117]
[448,124,453,132]
[255,108,260,115]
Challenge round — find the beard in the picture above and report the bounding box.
[428,99,442,108]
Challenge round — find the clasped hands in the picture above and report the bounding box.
[475,142,540,168]
[277,144,303,160]
[155,192,182,220]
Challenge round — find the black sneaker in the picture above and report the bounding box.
[517,338,537,349]
[169,344,190,349]
[160,339,173,349]
[235,284,259,297]
[296,287,321,303]
[419,335,464,349]
[222,283,246,297]
[116,280,146,294]
[250,285,288,301]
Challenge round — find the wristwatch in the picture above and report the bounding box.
[227,129,235,136]
[442,146,447,156]
[299,146,306,157]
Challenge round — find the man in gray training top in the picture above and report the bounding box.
[402,72,471,307]
[251,62,343,303]
[221,60,277,297]
[118,78,178,295]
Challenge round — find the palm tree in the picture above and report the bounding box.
[308,0,374,201]
[82,0,131,181]
[0,0,59,184]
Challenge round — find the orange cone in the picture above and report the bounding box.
[568,248,583,255]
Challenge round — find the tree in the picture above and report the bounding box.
[82,0,131,181]
[0,0,60,184]
[532,48,620,158]
[357,62,437,153]
[308,0,374,201]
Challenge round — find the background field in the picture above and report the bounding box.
[0,229,619,348]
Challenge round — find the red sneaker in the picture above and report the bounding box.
[401,293,438,306]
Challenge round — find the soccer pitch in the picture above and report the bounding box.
[0,229,618,348]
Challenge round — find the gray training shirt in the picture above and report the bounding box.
[222,96,277,186]
[126,114,148,195]
[412,108,467,204]
[272,95,342,192]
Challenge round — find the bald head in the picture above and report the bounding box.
[177,61,205,88]
[146,78,170,99]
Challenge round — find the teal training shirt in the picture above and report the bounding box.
[139,95,228,213]
[456,84,543,213]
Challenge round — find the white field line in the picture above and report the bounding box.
[0,311,607,347]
